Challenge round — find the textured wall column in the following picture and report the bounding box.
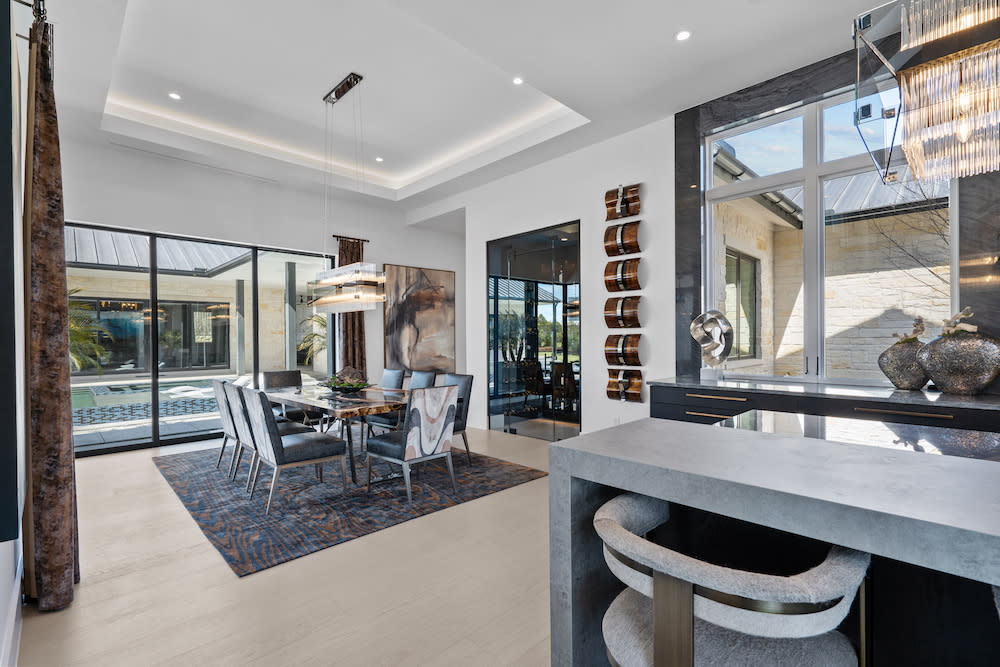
[22,22,80,611]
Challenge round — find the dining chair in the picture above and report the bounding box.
[366,385,459,504]
[241,386,350,515]
[408,370,437,389]
[260,369,326,427]
[224,381,313,487]
[365,368,407,435]
[441,373,473,464]
[211,379,238,469]
[593,492,870,666]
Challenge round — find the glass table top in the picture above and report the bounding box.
[718,410,1000,462]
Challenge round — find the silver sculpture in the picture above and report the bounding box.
[690,311,734,368]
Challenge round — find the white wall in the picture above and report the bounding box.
[411,117,675,433]
[58,135,467,380]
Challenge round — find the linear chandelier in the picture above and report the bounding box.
[856,0,1000,182]
[310,72,386,314]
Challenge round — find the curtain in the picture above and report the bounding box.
[337,238,367,376]
[21,21,80,611]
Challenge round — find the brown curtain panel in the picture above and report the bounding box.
[21,21,80,611]
[337,238,367,376]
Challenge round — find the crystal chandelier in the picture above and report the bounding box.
[309,262,385,314]
[856,0,1000,182]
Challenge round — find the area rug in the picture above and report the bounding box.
[153,447,547,576]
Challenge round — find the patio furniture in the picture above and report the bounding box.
[241,386,350,515]
[521,360,546,414]
[365,385,459,504]
[442,373,474,464]
[593,492,870,666]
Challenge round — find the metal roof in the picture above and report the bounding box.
[488,278,558,303]
[65,227,251,276]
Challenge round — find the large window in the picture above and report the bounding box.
[66,224,331,453]
[705,90,954,384]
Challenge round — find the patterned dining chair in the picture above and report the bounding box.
[366,385,459,504]
[211,379,238,469]
[241,386,350,515]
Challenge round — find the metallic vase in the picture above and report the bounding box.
[916,331,1000,395]
[878,340,928,390]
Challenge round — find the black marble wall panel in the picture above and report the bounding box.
[958,175,1000,394]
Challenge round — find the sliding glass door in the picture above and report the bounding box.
[65,223,331,454]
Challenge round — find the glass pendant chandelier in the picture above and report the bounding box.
[309,72,386,314]
[309,262,385,314]
[856,0,1000,182]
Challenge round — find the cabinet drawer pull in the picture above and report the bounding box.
[685,393,748,402]
[853,407,954,420]
[686,411,732,420]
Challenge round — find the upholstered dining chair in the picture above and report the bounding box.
[241,386,350,515]
[364,368,408,435]
[409,370,437,389]
[260,369,326,427]
[441,373,473,464]
[366,385,459,504]
[211,379,238,469]
[594,493,870,666]
[223,381,313,487]
[994,586,999,621]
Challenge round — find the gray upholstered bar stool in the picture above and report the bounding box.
[594,493,870,667]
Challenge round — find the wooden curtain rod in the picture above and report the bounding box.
[332,235,370,244]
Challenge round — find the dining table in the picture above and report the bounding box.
[264,385,408,483]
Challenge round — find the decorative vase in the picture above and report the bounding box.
[916,331,1000,395]
[878,339,928,390]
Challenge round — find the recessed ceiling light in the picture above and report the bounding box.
[560,237,569,241]
[375,156,384,163]
[512,77,524,85]
[675,30,692,41]
[168,92,182,100]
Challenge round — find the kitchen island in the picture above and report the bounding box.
[549,416,1000,666]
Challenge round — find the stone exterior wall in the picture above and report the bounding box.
[714,199,950,382]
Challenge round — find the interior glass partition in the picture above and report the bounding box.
[487,222,580,441]
[64,222,330,454]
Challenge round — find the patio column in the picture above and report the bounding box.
[284,262,296,370]
[234,279,246,374]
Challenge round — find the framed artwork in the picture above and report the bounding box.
[383,264,456,373]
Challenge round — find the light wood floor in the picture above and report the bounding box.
[18,429,552,666]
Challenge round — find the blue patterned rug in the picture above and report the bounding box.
[154,447,547,576]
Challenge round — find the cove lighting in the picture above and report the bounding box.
[168,92,182,100]
[512,77,524,85]
[675,30,691,41]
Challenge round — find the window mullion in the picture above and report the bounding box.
[802,104,822,381]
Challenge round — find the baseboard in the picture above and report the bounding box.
[0,544,22,667]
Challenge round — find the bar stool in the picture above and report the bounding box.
[593,493,870,666]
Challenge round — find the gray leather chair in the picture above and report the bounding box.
[594,493,870,666]
[260,370,325,426]
[241,386,350,515]
[366,385,459,504]
[409,370,437,389]
[441,373,473,464]
[365,368,407,434]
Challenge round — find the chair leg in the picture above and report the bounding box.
[461,431,472,465]
[445,452,457,492]
[315,463,321,481]
[265,467,282,516]
[228,442,240,479]
[249,459,262,499]
[216,435,229,468]
[246,452,259,492]
[402,462,413,504]
[232,446,244,481]
[365,456,373,495]
[341,455,348,491]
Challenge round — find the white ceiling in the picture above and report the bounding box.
[37,0,882,206]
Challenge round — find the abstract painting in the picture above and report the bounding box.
[384,264,456,373]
